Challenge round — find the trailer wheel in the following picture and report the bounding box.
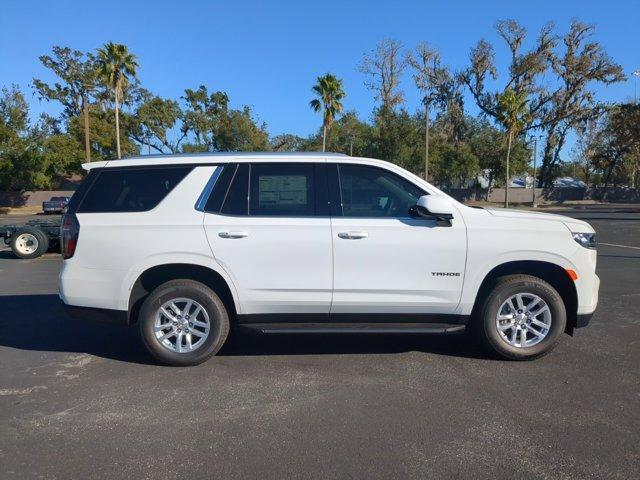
[11,227,49,259]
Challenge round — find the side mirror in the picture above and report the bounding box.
[411,195,454,225]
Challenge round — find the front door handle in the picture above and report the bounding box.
[337,231,368,240]
[218,231,250,239]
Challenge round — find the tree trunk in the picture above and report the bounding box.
[321,124,327,152]
[115,88,121,159]
[539,131,567,189]
[82,92,91,162]
[425,101,430,182]
[504,130,513,208]
[602,158,616,188]
[538,134,556,188]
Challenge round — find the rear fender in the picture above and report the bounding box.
[119,253,241,313]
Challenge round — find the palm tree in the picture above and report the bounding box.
[496,89,530,208]
[96,42,138,158]
[310,74,345,152]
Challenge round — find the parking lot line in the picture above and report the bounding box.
[599,242,640,250]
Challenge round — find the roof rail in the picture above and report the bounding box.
[116,151,348,161]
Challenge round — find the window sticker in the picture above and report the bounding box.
[258,175,307,206]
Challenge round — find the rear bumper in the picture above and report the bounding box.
[63,302,129,326]
[59,261,127,311]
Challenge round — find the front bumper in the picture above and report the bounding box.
[576,272,599,315]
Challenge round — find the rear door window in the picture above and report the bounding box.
[249,163,316,216]
[202,164,237,213]
[221,164,249,215]
[201,162,329,216]
[77,166,193,213]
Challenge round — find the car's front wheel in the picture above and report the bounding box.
[474,274,566,360]
[139,279,230,366]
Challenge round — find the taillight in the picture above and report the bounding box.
[61,214,80,259]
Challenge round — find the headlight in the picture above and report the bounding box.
[572,232,597,250]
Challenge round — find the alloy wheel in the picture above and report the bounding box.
[153,298,211,353]
[496,292,552,348]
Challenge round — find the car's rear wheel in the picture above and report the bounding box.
[474,274,566,360]
[11,227,49,259]
[139,279,230,366]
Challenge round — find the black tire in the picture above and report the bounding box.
[138,279,230,366]
[473,274,566,360]
[11,226,49,259]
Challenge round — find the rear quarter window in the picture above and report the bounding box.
[77,166,193,213]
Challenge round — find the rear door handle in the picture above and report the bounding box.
[337,231,368,240]
[218,231,250,239]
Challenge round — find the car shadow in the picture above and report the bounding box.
[0,250,18,260]
[221,329,486,359]
[0,294,155,364]
[0,294,491,364]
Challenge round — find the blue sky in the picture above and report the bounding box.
[1,0,638,153]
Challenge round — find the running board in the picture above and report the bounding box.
[238,322,466,335]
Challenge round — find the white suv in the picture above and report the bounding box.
[59,153,599,365]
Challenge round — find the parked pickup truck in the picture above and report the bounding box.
[1,218,61,258]
[42,196,70,214]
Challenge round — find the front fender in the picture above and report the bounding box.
[457,250,578,315]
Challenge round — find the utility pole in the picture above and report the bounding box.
[82,92,91,162]
[424,100,430,181]
[531,135,544,207]
[634,70,640,103]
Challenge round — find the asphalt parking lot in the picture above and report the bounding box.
[1,207,639,480]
